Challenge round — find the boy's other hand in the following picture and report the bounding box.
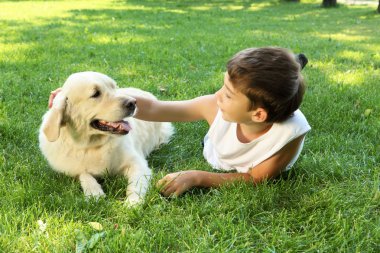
[156,170,200,197]
[48,88,62,108]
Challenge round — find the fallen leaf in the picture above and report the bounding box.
[364,109,372,117]
[88,222,103,231]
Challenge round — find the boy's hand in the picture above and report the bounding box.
[48,88,62,108]
[156,170,200,197]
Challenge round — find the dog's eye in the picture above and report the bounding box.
[91,90,101,98]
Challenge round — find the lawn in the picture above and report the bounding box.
[0,0,379,252]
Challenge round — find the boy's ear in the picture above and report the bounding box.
[251,108,268,122]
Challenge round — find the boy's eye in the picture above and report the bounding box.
[91,90,101,98]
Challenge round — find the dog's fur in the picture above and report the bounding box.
[39,71,174,204]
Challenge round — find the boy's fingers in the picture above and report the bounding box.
[48,88,62,108]
[161,181,187,198]
[48,93,55,108]
[162,185,176,197]
[156,172,184,196]
[156,173,178,188]
[164,185,182,198]
[157,178,174,194]
[156,176,169,188]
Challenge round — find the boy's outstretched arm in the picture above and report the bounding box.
[157,134,306,197]
[49,88,218,124]
[132,93,218,124]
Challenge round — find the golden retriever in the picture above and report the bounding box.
[39,71,174,205]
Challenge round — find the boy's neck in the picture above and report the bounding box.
[236,122,273,143]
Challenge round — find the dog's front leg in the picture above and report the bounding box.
[79,173,105,198]
[123,156,152,206]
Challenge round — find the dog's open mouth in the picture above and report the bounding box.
[90,120,131,135]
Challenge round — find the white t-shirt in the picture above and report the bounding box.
[203,109,311,173]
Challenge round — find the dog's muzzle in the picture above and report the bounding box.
[89,98,137,135]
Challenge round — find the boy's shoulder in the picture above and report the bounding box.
[277,109,310,133]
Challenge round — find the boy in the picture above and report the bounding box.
[130,47,310,197]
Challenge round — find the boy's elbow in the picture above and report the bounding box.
[243,172,259,185]
[247,167,281,185]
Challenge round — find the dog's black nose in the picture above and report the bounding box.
[124,100,136,112]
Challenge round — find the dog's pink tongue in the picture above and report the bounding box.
[99,120,131,134]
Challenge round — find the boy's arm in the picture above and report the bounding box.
[133,94,218,124]
[245,134,306,183]
[49,88,219,124]
[158,134,306,197]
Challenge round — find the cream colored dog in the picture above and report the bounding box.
[39,71,174,205]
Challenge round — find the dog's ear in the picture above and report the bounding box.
[42,92,67,142]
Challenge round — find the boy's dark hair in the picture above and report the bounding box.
[227,47,307,122]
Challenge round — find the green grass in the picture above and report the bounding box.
[1,0,379,252]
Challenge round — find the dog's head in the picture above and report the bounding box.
[42,71,136,142]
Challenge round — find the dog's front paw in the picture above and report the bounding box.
[125,193,142,206]
[79,173,105,200]
[84,187,105,200]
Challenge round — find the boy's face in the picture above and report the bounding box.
[216,72,255,123]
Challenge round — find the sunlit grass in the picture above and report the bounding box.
[338,50,365,61]
[331,69,367,86]
[0,1,111,20]
[317,32,370,42]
